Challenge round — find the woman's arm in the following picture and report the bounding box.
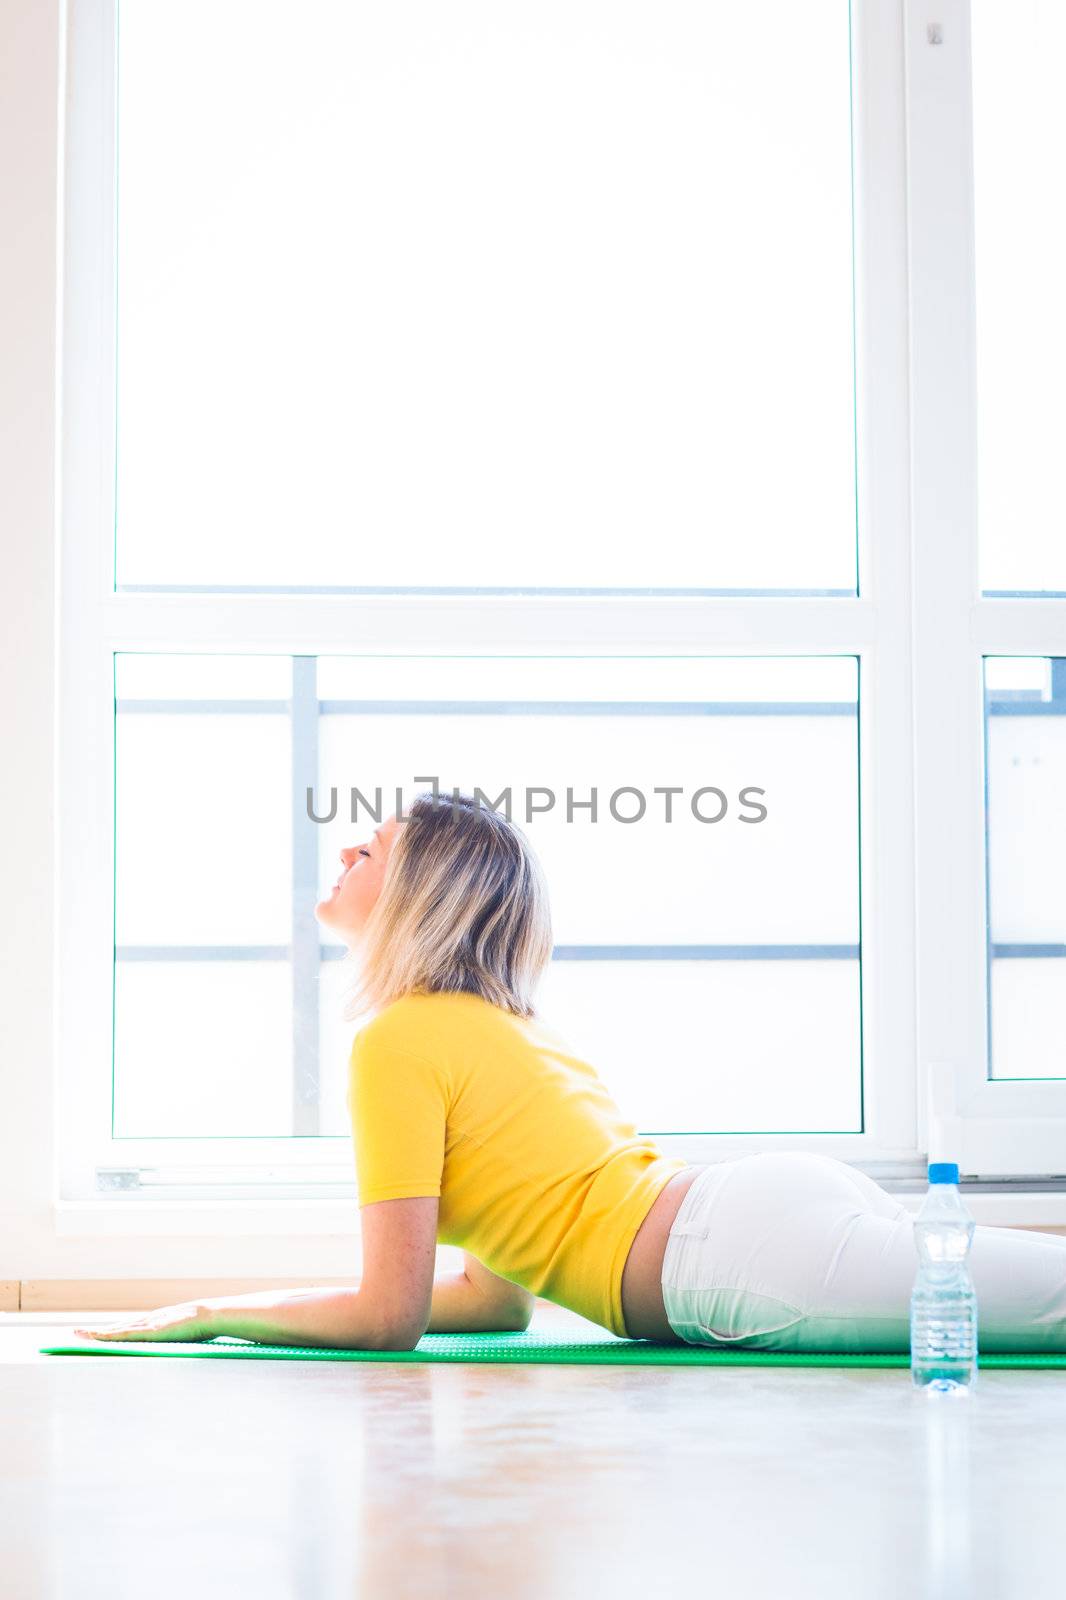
[74,1202,535,1348]
[76,1197,440,1350]
[200,1195,444,1348]
[74,1286,402,1350]
[200,1285,391,1348]
[426,1255,534,1333]
[200,1258,533,1343]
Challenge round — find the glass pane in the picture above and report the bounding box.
[539,959,862,1134]
[114,653,296,1137]
[114,961,292,1136]
[318,965,357,1138]
[114,653,292,701]
[114,706,292,946]
[316,653,861,1135]
[989,962,1066,1083]
[115,1,857,594]
[984,656,1066,1079]
[973,1,1066,594]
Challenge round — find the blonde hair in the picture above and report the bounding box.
[339,789,554,1025]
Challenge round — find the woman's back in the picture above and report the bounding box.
[347,989,686,1337]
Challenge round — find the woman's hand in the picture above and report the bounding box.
[73,1301,216,1342]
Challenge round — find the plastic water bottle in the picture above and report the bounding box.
[910,1161,978,1394]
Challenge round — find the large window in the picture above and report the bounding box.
[58,0,1066,1203]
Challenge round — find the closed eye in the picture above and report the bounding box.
[358,848,371,859]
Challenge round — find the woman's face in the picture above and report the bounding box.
[315,813,403,945]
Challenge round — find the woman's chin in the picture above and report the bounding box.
[315,903,360,946]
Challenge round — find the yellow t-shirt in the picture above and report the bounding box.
[346,989,687,1339]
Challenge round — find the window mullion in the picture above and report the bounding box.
[905,0,1066,1172]
[905,0,987,1167]
[850,0,918,1157]
[96,591,878,656]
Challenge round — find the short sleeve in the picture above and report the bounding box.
[346,1026,450,1204]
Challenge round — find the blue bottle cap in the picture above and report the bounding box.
[928,1161,960,1184]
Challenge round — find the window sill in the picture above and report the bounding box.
[884,1190,1066,1229]
[53,1198,362,1237]
[52,1189,1066,1237]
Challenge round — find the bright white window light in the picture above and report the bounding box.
[115,1,857,592]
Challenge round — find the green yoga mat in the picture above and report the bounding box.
[39,1328,1066,1368]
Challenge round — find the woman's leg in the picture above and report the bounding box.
[804,1199,1066,1354]
[661,1151,1066,1353]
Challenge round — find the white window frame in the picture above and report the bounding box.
[53,0,1066,1238]
[906,0,1066,1177]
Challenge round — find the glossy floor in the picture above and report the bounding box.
[2,1301,1064,1599]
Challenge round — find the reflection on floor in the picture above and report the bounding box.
[2,1298,1063,1599]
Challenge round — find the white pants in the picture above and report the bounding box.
[660,1152,1066,1353]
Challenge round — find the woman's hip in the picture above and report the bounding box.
[660,1150,915,1351]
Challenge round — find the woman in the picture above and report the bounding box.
[77,790,1066,1352]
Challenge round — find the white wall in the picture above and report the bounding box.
[0,0,65,1280]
